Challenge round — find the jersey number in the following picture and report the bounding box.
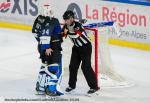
[42,29,49,35]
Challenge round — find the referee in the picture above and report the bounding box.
[62,10,99,94]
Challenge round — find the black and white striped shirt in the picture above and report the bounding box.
[63,21,91,47]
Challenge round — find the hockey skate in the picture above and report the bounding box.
[45,87,64,96]
[35,82,45,95]
[86,87,100,97]
[65,87,75,93]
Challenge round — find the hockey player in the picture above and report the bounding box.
[32,4,63,96]
[62,10,99,94]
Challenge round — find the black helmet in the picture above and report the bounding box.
[63,10,74,20]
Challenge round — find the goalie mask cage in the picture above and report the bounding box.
[62,26,134,88]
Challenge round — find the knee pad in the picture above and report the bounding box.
[39,63,47,73]
[48,64,59,74]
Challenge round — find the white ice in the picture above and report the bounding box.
[0,28,150,103]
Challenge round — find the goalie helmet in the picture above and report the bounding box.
[40,4,53,17]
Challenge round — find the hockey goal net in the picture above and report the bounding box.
[62,24,133,88]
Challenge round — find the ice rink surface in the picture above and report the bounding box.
[0,28,150,103]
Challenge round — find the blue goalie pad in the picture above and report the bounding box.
[45,64,63,95]
[48,64,59,74]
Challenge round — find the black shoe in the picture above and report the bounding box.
[87,87,100,94]
[65,87,75,92]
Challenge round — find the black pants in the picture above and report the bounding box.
[69,43,98,89]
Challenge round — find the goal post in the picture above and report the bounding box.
[84,27,99,86]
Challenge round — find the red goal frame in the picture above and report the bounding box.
[84,27,99,87]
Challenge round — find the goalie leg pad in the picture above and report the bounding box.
[45,64,59,91]
[36,63,47,92]
[45,64,64,96]
[36,73,46,92]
